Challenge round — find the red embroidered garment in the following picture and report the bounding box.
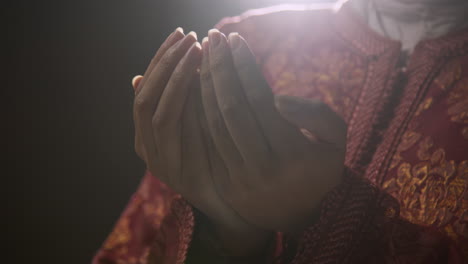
[93,2,468,263]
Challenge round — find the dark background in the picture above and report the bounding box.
[5,1,332,263]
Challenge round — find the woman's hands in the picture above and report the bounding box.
[132,28,271,257]
[132,27,347,256]
[199,29,347,234]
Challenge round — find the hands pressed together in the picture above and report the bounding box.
[132,27,347,257]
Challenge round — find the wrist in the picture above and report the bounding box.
[194,209,274,259]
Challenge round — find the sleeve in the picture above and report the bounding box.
[212,7,465,264]
[95,6,465,264]
[132,169,463,264]
[91,171,192,264]
[93,8,295,263]
[276,168,464,264]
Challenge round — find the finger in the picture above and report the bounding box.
[196,39,231,193]
[200,37,244,177]
[134,32,198,176]
[153,41,202,183]
[133,27,184,160]
[181,78,228,204]
[135,27,184,94]
[228,33,297,151]
[208,29,270,167]
[274,95,347,149]
[132,75,143,91]
[132,75,144,158]
[182,79,208,181]
[184,87,258,236]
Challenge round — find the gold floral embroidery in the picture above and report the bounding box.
[303,49,364,111]
[143,198,167,228]
[102,195,145,252]
[434,60,462,91]
[270,47,365,122]
[104,217,131,250]
[383,136,468,240]
[265,52,288,80]
[447,77,468,124]
[274,71,297,90]
[383,60,468,249]
[463,126,468,140]
[388,131,422,170]
[414,97,433,117]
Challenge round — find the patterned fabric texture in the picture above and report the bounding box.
[93,2,468,263]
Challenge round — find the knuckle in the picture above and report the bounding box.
[209,56,224,71]
[200,69,211,84]
[219,97,239,114]
[134,96,150,112]
[157,52,174,71]
[152,112,170,129]
[168,69,184,86]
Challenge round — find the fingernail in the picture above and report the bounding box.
[187,42,202,63]
[228,32,241,50]
[188,31,197,41]
[188,42,202,56]
[193,42,202,51]
[201,37,209,49]
[175,27,184,34]
[208,29,220,48]
[132,76,139,89]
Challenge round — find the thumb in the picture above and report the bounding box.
[274,95,347,149]
[132,75,143,92]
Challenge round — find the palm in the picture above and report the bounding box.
[200,30,346,233]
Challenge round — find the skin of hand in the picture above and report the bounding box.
[199,29,347,234]
[132,27,347,256]
[132,28,272,257]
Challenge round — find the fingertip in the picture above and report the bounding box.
[184,42,203,65]
[132,75,143,89]
[192,42,203,60]
[175,27,184,34]
[208,28,219,36]
[228,32,241,49]
[189,41,202,56]
[228,32,248,53]
[187,31,198,41]
[208,28,223,48]
[172,27,185,39]
[201,37,209,51]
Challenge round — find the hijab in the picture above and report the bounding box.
[350,0,468,53]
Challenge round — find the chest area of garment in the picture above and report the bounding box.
[262,43,387,166]
[263,46,468,240]
[378,58,468,242]
[263,44,367,124]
